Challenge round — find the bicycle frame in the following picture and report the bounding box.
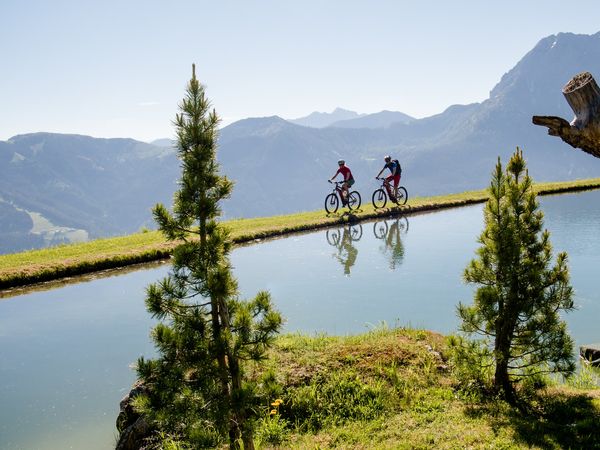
[372,178,407,208]
[331,181,348,200]
[376,177,397,198]
[325,180,362,213]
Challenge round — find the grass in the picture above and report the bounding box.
[251,327,600,449]
[2,178,600,289]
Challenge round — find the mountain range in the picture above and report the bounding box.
[289,107,365,128]
[2,31,600,254]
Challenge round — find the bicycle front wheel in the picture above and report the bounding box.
[347,191,361,210]
[325,193,339,213]
[396,187,408,205]
[372,189,387,209]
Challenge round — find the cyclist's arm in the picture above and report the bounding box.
[375,167,384,178]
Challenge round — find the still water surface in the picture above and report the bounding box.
[1,190,599,449]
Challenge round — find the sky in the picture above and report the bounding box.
[1,0,600,142]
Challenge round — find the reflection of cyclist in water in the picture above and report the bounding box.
[373,217,408,269]
[386,219,405,269]
[326,224,362,275]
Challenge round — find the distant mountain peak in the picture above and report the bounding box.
[328,110,416,129]
[220,115,298,140]
[289,108,364,128]
[331,107,358,114]
[150,138,174,148]
[490,32,600,101]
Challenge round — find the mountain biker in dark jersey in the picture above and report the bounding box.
[330,159,354,204]
[375,155,401,201]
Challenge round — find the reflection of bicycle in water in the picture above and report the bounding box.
[373,216,409,239]
[372,177,408,208]
[372,217,408,269]
[325,223,362,275]
[326,223,363,245]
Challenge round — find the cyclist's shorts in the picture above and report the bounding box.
[345,178,355,187]
[385,174,400,187]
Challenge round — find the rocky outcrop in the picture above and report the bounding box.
[115,381,153,450]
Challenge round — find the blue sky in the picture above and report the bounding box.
[1,0,599,142]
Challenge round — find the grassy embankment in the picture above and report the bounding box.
[248,327,600,449]
[2,178,600,290]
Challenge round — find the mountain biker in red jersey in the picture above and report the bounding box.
[375,155,401,201]
[330,159,354,204]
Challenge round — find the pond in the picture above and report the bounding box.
[1,189,599,449]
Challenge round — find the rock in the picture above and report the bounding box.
[115,380,154,450]
[116,416,152,450]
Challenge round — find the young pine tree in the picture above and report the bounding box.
[457,148,575,401]
[134,65,282,449]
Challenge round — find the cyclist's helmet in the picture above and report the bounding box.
[338,159,345,165]
[384,155,391,163]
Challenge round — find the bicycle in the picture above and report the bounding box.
[372,177,408,208]
[325,181,362,213]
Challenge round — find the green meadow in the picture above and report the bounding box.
[248,327,600,450]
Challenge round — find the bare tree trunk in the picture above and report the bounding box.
[532,71,600,158]
[494,317,514,401]
[229,354,255,450]
[563,71,600,129]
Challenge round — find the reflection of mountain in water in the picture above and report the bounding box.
[373,217,408,269]
[326,224,362,275]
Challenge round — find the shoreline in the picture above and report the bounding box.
[1,178,600,291]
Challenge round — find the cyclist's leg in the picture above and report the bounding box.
[385,175,395,199]
[342,182,349,203]
[382,177,389,194]
[344,179,355,203]
[393,174,400,198]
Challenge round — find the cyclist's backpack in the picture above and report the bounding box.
[393,159,402,176]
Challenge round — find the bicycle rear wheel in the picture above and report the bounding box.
[396,187,408,205]
[372,189,387,209]
[347,191,361,210]
[325,193,339,213]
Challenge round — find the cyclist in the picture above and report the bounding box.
[330,159,355,205]
[375,155,402,202]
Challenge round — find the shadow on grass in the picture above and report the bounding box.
[465,390,600,448]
